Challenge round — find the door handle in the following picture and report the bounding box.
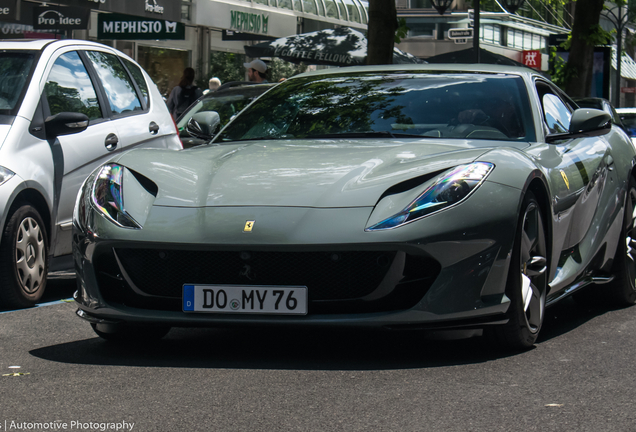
[606,154,614,171]
[149,121,159,135]
[105,133,118,151]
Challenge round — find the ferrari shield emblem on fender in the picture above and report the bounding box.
[244,221,255,232]
[560,170,570,190]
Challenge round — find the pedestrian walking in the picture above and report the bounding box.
[166,67,203,119]
[244,59,269,83]
[203,77,221,95]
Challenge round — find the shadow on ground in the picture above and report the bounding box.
[29,294,629,371]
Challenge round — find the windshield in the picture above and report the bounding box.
[0,51,37,115]
[177,86,271,135]
[215,72,535,143]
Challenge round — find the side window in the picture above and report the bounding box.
[122,59,149,107]
[85,51,142,115]
[542,93,571,134]
[44,51,102,120]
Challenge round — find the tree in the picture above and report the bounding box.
[563,0,609,97]
[366,0,398,65]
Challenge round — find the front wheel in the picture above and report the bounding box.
[0,204,48,308]
[491,191,548,350]
[606,177,636,306]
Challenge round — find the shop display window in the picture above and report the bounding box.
[137,46,190,98]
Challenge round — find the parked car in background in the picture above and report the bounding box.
[617,107,636,142]
[574,97,629,134]
[176,82,275,148]
[0,39,181,309]
[74,64,636,350]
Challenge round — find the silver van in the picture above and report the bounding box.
[0,39,181,308]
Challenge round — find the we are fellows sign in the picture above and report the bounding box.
[98,13,184,40]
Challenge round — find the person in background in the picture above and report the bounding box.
[203,77,221,95]
[166,67,203,119]
[244,59,268,83]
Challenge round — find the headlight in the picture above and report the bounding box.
[92,164,142,228]
[366,162,494,231]
[0,166,15,186]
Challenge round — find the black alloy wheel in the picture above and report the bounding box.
[606,176,636,306]
[491,191,548,349]
[0,204,48,308]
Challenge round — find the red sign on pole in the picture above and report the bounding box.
[522,50,541,69]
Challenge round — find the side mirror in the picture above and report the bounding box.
[185,111,221,141]
[45,112,89,139]
[569,108,611,135]
[547,108,611,143]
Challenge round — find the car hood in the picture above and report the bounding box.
[0,124,12,150]
[117,139,527,208]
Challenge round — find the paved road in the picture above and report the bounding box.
[1,278,636,432]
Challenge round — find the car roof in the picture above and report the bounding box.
[292,63,536,80]
[0,38,116,51]
[201,83,275,99]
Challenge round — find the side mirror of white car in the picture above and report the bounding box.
[44,112,90,139]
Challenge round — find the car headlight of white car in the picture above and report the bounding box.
[366,162,494,231]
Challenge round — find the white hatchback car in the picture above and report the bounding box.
[0,39,181,308]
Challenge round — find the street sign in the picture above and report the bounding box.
[621,87,636,93]
[454,38,468,44]
[448,28,473,39]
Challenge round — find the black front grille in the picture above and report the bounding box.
[114,249,395,300]
[93,247,440,314]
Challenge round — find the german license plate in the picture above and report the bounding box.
[183,284,307,315]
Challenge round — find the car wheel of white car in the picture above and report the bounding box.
[0,204,48,308]
[91,323,171,343]
[491,191,548,350]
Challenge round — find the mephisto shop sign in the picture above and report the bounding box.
[33,6,90,30]
[98,13,184,39]
[230,10,269,34]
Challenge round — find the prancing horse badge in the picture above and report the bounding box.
[244,220,255,232]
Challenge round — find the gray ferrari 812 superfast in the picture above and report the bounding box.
[73,64,636,349]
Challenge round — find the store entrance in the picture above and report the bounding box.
[138,46,190,98]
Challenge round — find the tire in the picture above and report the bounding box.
[491,191,548,350]
[605,176,636,306]
[0,204,48,308]
[91,323,171,343]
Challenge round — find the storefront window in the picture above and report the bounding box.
[181,3,191,20]
[407,21,435,37]
[137,46,190,98]
[411,0,432,7]
[303,0,318,14]
[278,0,293,9]
[324,0,339,18]
[316,0,325,16]
[344,0,361,23]
[356,0,368,23]
[336,0,348,19]
[481,24,501,45]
